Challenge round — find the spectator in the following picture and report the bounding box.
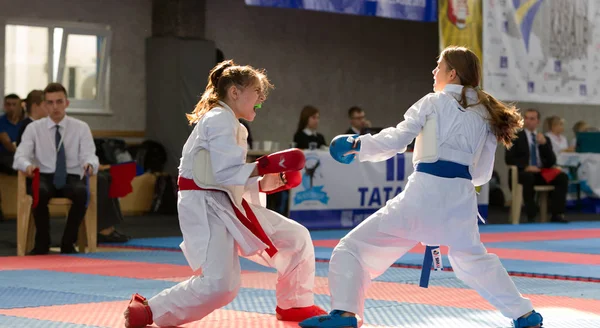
[15,90,128,242]
[293,105,327,150]
[570,120,589,149]
[16,90,48,146]
[505,108,568,223]
[544,116,569,156]
[13,83,99,255]
[345,106,371,135]
[0,93,24,173]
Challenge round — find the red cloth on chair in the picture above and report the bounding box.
[540,167,562,184]
[32,168,40,209]
[108,162,137,198]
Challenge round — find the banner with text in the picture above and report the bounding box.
[483,0,600,104]
[244,0,438,22]
[289,150,489,229]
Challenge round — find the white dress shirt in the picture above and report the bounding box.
[302,128,317,136]
[13,115,99,176]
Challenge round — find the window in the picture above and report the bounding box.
[1,20,112,114]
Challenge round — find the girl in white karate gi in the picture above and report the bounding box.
[300,46,543,328]
[123,60,325,328]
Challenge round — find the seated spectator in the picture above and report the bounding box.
[345,106,371,135]
[570,120,590,149]
[544,116,569,156]
[0,93,24,173]
[505,108,568,223]
[16,90,47,146]
[293,105,327,150]
[16,90,129,243]
[13,83,99,255]
[0,93,24,221]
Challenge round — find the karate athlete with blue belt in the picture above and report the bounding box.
[299,46,544,328]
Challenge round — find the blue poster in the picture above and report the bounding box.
[244,0,437,22]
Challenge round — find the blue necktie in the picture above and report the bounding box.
[54,125,67,189]
[530,132,538,167]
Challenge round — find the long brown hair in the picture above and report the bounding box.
[296,105,319,133]
[440,46,523,148]
[186,60,274,124]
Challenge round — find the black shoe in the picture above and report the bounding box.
[113,230,131,241]
[98,231,129,243]
[28,248,49,256]
[60,244,79,254]
[551,214,569,223]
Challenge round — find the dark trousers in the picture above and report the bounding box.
[97,171,123,231]
[0,152,15,174]
[517,171,568,219]
[0,153,15,221]
[27,173,88,252]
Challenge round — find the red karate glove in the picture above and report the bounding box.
[256,148,305,175]
[260,170,303,194]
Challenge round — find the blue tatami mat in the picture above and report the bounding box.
[488,238,600,254]
[0,270,177,300]
[0,287,120,309]
[0,315,102,328]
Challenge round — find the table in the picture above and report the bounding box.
[557,152,600,212]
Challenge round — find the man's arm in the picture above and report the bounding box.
[78,123,99,174]
[505,132,527,170]
[0,132,16,153]
[13,126,35,172]
[539,135,556,168]
[16,119,32,146]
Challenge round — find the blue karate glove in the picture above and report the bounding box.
[329,134,361,164]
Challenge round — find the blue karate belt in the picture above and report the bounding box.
[414,160,484,288]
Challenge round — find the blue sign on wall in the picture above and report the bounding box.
[245,0,438,22]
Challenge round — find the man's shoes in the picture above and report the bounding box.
[98,230,130,243]
[60,244,79,254]
[28,248,49,256]
[551,214,569,224]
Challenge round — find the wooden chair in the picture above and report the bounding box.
[508,165,555,224]
[16,171,98,256]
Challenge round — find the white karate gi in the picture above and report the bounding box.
[328,85,534,320]
[148,101,316,327]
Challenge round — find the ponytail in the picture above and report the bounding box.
[459,86,523,148]
[186,60,235,124]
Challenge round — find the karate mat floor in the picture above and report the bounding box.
[1,221,600,327]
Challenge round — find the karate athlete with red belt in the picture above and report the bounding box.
[123,60,326,327]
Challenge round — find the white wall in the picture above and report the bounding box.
[0,0,151,131]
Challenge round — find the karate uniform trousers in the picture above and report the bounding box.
[328,85,534,321]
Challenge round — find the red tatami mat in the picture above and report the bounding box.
[0,255,197,280]
[313,229,600,248]
[164,270,600,315]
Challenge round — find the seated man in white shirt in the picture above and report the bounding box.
[13,83,98,255]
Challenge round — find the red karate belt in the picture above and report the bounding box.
[177,177,278,257]
[32,168,40,209]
